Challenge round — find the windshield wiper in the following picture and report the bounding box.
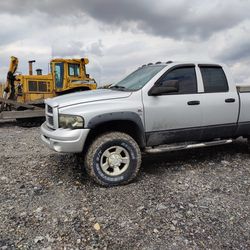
[110,85,126,90]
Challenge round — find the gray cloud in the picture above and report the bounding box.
[87,40,104,57]
[0,0,79,16]
[217,40,250,63]
[52,41,84,57]
[81,0,250,39]
[0,0,250,85]
[1,0,250,40]
[51,40,104,58]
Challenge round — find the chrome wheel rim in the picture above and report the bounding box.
[100,146,130,176]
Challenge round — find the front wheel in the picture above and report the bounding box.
[85,132,141,186]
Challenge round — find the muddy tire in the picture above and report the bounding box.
[85,132,141,187]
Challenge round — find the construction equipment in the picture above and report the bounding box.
[0,56,97,126]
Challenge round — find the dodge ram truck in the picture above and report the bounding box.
[41,61,250,186]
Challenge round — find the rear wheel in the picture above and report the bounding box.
[85,132,141,186]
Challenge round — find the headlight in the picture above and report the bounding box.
[59,114,84,129]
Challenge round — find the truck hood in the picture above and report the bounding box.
[46,89,132,108]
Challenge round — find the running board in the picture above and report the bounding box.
[144,139,233,154]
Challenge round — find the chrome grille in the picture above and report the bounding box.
[48,116,54,126]
[46,104,55,128]
[47,105,53,114]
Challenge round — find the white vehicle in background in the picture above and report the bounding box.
[41,61,250,186]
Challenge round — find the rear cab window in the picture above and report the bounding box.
[199,66,229,93]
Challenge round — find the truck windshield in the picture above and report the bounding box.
[111,65,165,91]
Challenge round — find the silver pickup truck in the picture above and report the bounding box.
[41,61,250,186]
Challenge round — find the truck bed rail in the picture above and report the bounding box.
[236,85,250,93]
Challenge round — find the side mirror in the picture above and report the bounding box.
[148,80,179,96]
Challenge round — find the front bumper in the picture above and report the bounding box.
[40,122,90,153]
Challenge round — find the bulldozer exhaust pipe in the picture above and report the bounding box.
[28,60,36,75]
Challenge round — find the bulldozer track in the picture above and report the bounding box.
[16,117,45,127]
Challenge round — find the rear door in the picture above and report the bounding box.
[198,65,239,139]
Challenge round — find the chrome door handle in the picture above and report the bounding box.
[225,98,235,103]
[187,100,200,105]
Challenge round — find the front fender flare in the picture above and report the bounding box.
[87,112,146,147]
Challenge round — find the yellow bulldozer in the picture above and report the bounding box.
[0,56,97,126]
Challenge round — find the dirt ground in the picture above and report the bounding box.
[0,122,249,249]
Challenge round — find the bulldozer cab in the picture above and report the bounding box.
[51,58,95,93]
[0,56,97,124]
[1,56,96,108]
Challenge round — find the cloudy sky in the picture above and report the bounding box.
[0,0,250,85]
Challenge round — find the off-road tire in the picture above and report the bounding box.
[85,132,141,186]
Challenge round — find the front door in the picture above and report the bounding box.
[143,65,203,146]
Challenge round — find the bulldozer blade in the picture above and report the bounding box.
[0,97,42,110]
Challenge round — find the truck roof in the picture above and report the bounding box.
[141,61,224,67]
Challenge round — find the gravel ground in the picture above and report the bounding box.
[0,122,250,249]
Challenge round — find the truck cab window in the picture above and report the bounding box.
[200,66,229,93]
[55,63,64,88]
[68,64,80,77]
[157,66,197,94]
